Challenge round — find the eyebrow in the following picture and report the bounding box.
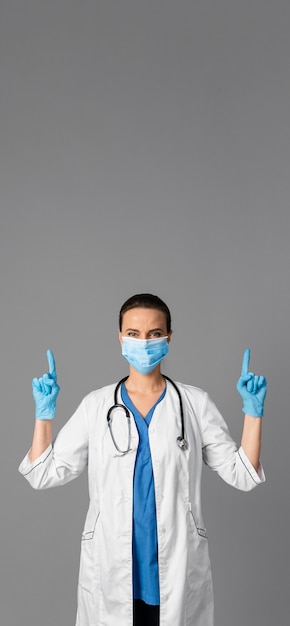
[124,327,165,333]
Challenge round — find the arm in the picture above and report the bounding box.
[201,391,264,491]
[19,397,89,489]
[201,349,266,490]
[20,349,90,489]
[29,419,53,462]
[241,414,262,472]
[237,348,266,472]
[29,349,59,462]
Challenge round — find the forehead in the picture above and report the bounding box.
[121,307,167,329]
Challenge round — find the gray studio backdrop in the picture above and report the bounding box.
[1,1,289,625]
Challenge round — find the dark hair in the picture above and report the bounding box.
[119,293,172,333]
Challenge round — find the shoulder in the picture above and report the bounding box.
[78,383,118,414]
[173,381,207,400]
[82,382,117,403]
[73,383,118,428]
[167,380,209,414]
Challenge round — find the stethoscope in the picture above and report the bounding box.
[107,375,188,455]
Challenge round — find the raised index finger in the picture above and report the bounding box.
[46,349,57,379]
[241,348,250,377]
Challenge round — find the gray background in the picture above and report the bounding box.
[1,1,289,624]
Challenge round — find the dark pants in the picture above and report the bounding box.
[133,599,160,626]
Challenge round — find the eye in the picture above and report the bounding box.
[150,331,162,337]
[127,331,138,337]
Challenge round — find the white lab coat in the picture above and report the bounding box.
[19,381,265,626]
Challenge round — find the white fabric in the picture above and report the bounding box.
[19,382,265,626]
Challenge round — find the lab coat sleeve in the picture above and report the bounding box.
[201,393,265,491]
[18,397,89,489]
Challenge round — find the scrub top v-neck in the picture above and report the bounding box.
[121,383,166,606]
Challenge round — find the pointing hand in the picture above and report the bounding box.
[236,349,267,417]
[32,349,60,420]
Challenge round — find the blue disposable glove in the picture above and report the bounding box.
[32,349,60,419]
[236,348,267,417]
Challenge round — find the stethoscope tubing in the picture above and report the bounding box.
[107,375,188,455]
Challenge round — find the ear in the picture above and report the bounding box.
[118,331,123,346]
[167,331,173,343]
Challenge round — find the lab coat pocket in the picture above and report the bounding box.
[187,504,211,593]
[189,505,208,539]
[79,512,100,593]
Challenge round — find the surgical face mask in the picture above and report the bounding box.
[121,336,169,375]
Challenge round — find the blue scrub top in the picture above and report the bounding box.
[121,383,166,606]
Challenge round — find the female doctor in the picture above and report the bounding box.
[19,293,266,626]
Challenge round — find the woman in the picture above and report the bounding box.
[19,293,266,626]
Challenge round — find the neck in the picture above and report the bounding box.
[126,366,165,393]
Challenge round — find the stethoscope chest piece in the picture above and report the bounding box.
[176,436,188,450]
